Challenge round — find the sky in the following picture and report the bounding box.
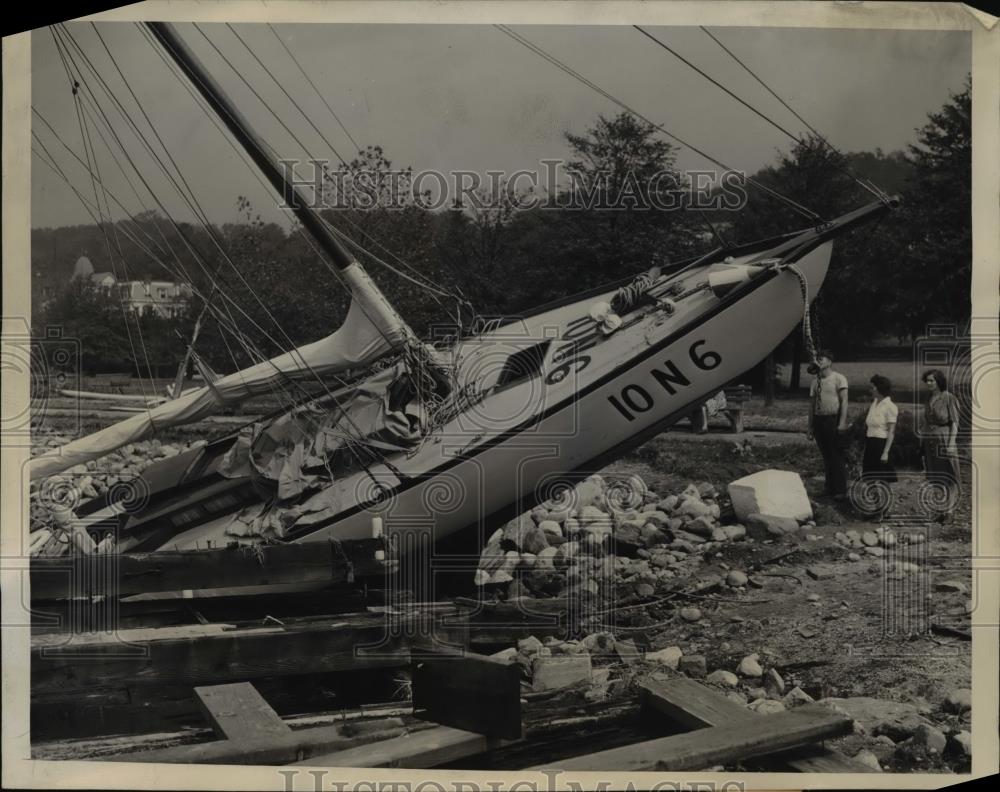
[30,22,970,230]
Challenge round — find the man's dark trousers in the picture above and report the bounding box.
[812,414,847,496]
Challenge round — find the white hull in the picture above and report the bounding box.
[156,242,832,552]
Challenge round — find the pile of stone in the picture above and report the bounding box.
[646,643,817,715]
[28,437,203,556]
[474,473,749,600]
[835,526,924,560]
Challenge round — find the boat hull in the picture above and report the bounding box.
[154,242,831,553]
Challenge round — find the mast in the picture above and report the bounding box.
[145,22,413,341]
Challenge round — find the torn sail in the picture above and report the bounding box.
[30,264,410,481]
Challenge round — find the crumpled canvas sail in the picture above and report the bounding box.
[30,264,409,481]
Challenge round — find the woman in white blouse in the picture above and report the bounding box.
[862,374,899,485]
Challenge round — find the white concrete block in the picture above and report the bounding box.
[728,469,812,523]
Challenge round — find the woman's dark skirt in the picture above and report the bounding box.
[861,436,898,482]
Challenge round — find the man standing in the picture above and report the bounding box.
[807,350,849,499]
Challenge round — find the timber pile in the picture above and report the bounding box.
[33,654,867,771]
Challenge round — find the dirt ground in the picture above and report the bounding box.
[599,423,973,773]
[28,395,974,772]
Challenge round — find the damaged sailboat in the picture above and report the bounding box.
[30,22,899,559]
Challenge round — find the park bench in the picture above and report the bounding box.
[722,384,752,433]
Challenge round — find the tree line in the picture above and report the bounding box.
[31,77,970,382]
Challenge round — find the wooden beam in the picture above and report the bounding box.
[294,725,514,768]
[412,650,522,739]
[528,704,852,771]
[108,723,408,765]
[194,682,290,742]
[30,539,391,600]
[31,608,467,694]
[639,676,871,773]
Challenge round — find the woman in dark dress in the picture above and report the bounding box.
[921,369,961,522]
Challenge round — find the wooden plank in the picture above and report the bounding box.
[528,704,852,771]
[108,724,406,765]
[30,539,390,600]
[194,682,290,742]
[639,675,868,773]
[294,725,512,768]
[411,650,522,739]
[31,608,467,694]
[640,676,754,730]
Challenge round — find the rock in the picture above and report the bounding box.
[806,593,821,602]
[725,691,748,706]
[581,632,616,654]
[473,569,491,586]
[728,470,812,523]
[643,511,672,531]
[853,749,882,771]
[646,646,682,670]
[710,528,728,542]
[615,519,645,545]
[861,531,880,547]
[517,636,543,656]
[682,516,716,538]
[806,565,835,580]
[657,496,678,513]
[848,552,861,562]
[865,546,886,557]
[531,655,592,692]
[159,444,180,457]
[535,546,559,569]
[913,723,947,754]
[818,697,932,741]
[737,654,763,677]
[749,699,786,715]
[845,529,862,546]
[952,730,972,757]
[679,606,702,622]
[555,541,580,565]
[783,687,815,707]
[944,688,972,714]
[530,506,549,524]
[746,513,799,540]
[635,582,655,597]
[573,476,606,510]
[764,668,785,695]
[563,517,581,536]
[722,524,746,541]
[578,505,613,537]
[835,531,850,545]
[935,580,968,595]
[520,526,550,555]
[678,498,713,519]
[503,516,533,547]
[726,570,748,587]
[746,687,767,701]
[697,481,718,499]
[538,520,563,538]
[678,654,707,678]
[706,669,739,687]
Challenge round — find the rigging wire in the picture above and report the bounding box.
[205,23,463,310]
[61,24,361,428]
[493,24,821,222]
[50,27,160,413]
[265,23,361,153]
[632,25,805,145]
[697,25,889,203]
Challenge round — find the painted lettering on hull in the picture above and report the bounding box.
[608,340,723,421]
